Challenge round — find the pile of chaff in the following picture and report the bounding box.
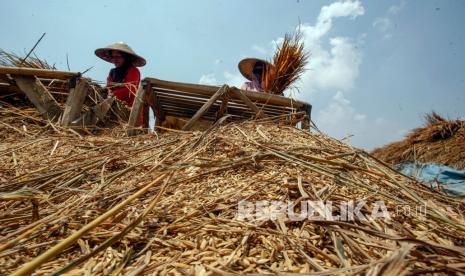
[372,112,465,170]
[1,108,465,275]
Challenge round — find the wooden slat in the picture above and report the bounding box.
[146,83,166,128]
[163,110,217,121]
[0,74,13,84]
[155,88,211,100]
[0,83,21,95]
[157,95,207,108]
[157,93,289,116]
[71,97,115,126]
[229,87,266,119]
[161,103,271,120]
[182,85,229,130]
[61,78,90,126]
[160,104,218,118]
[13,76,62,121]
[127,83,146,136]
[156,88,295,113]
[161,99,282,119]
[145,77,307,109]
[216,92,230,120]
[0,66,80,80]
[300,103,312,131]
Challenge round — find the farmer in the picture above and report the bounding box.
[238,58,274,92]
[95,42,146,107]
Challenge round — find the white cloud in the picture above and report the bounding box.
[316,91,366,128]
[315,92,403,150]
[373,17,392,33]
[199,73,217,85]
[293,0,364,97]
[223,71,244,87]
[300,36,362,93]
[252,45,268,55]
[198,68,245,88]
[373,1,406,40]
[200,1,365,97]
[304,0,365,44]
[388,1,406,15]
[354,114,366,121]
[372,17,393,40]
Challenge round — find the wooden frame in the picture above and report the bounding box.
[1,66,120,128]
[13,76,63,121]
[1,66,312,134]
[132,77,312,134]
[0,66,80,80]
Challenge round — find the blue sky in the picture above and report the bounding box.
[2,0,464,149]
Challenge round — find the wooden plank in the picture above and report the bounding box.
[0,74,13,84]
[182,85,229,130]
[13,76,62,121]
[60,78,90,126]
[229,87,266,119]
[300,104,312,131]
[157,92,287,114]
[157,95,206,108]
[161,100,284,119]
[127,82,146,136]
[71,97,115,126]
[145,83,166,129]
[155,88,211,101]
[216,92,230,120]
[0,83,21,95]
[163,110,217,121]
[142,104,149,128]
[0,66,80,80]
[161,105,217,118]
[156,87,296,114]
[161,102,284,119]
[160,103,205,115]
[145,77,307,109]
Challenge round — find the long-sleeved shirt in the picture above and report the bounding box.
[240,80,264,92]
[106,66,141,107]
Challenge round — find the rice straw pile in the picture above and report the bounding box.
[372,112,465,170]
[263,30,309,95]
[0,49,55,69]
[1,107,465,275]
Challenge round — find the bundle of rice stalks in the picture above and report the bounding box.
[372,112,465,169]
[263,30,309,95]
[1,109,465,275]
[0,49,55,69]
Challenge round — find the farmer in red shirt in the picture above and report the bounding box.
[95,42,146,107]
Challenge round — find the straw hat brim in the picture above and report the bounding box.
[95,42,146,67]
[238,58,274,81]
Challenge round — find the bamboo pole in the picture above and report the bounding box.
[182,85,228,130]
[0,66,80,80]
[127,82,147,136]
[229,87,266,119]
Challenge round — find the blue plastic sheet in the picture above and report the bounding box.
[396,162,465,196]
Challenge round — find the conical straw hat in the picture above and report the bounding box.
[95,42,146,67]
[238,58,273,81]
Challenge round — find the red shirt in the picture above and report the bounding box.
[106,66,141,107]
